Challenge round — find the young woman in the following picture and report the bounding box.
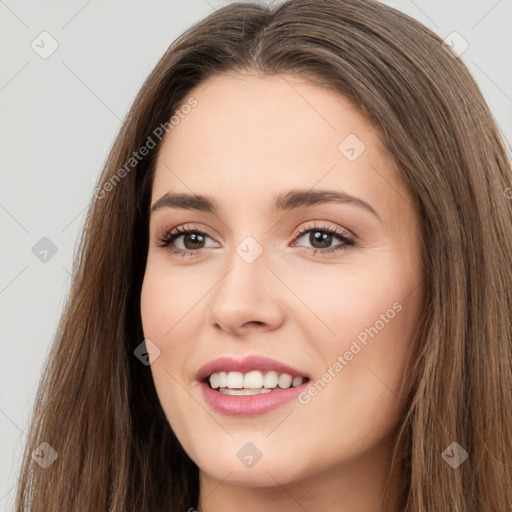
[13,0,512,511]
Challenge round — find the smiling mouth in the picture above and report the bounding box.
[203,370,310,395]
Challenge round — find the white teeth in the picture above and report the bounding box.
[209,372,219,389]
[292,376,303,387]
[278,373,292,389]
[263,370,278,388]
[207,370,306,390]
[244,370,263,389]
[226,371,244,389]
[218,371,227,388]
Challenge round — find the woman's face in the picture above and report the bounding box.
[140,72,424,492]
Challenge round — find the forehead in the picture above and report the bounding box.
[151,72,405,219]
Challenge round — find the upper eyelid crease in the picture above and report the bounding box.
[149,188,383,223]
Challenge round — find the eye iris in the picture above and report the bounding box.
[184,232,205,250]
[311,230,332,249]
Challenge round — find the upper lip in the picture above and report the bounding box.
[196,355,311,382]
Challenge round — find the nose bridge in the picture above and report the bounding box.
[208,232,284,332]
[219,233,270,300]
[222,204,272,269]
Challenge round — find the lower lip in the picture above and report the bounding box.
[198,380,309,416]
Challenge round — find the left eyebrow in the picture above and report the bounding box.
[271,189,382,222]
[150,188,382,223]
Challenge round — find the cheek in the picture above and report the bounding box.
[296,257,414,347]
[140,268,192,376]
[140,273,197,450]
[140,264,201,405]
[303,260,420,409]
[139,261,187,340]
[140,278,157,340]
[292,300,418,467]
[140,273,169,394]
[140,255,164,337]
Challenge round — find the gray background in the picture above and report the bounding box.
[1,0,511,509]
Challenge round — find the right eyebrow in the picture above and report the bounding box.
[151,192,216,214]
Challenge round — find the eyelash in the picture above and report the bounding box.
[156,222,356,258]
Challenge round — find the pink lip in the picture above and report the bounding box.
[198,380,310,416]
[195,355,312,416]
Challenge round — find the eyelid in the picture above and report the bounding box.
[166,223,220,244]
[291,220,354,239]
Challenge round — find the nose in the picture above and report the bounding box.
[208,247,286,336]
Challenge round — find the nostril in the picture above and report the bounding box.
[242,321,265,328]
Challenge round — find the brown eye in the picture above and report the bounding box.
[157,226,217,256]
[292,224,356,256]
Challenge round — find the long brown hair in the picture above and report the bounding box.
[13,0,512,510]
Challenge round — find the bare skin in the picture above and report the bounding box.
[140,72,424,512]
